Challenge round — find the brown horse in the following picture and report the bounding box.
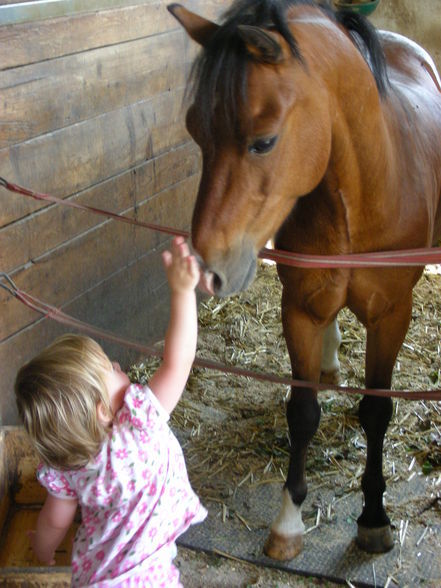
[168,0,441,559]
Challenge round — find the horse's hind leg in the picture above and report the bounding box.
[357,294,413,552]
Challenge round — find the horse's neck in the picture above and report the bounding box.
[290,8,396,228]
[320,91,396,252]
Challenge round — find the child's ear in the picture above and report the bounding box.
[97,402,112,426]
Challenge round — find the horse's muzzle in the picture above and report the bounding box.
[191,240,257,297]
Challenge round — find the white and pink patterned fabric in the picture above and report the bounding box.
[37,384,207,587]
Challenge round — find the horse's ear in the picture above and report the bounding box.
[237,25,283,64]
[167,3,219,47]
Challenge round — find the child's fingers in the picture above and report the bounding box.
[172,236,185,255]
[187,255,200,277]
[161,250,172,268]
[176,239,190,258]
[173,235,185,246]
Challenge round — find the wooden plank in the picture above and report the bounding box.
[0,429,10,532]
[0,0,46,5]
[0,86,190,227]
[0,0,159,26]
[0,29,193,149]
[0,173,198,340]
[0,509,78,567]
[14,455,45,505]
[0,142,200,272]
[0,0,226,70]
[2,429,44,505]
[0,571,71,588]
[0,170,197,339]
[1,0,38,5]
[0,246,181,425]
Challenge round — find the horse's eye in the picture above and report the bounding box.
[248,136,277,155]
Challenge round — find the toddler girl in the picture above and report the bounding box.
[15,237,207,587]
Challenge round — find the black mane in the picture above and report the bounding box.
[188,0,389,143]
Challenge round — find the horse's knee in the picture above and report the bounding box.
[358,395,393,437]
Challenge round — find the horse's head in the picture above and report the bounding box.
[168,1,384,296]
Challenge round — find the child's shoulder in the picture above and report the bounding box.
[37,463,77,499]
[118,383,170,424]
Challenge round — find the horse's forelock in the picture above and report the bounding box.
[187,0,306,145]
[189,28,248,146]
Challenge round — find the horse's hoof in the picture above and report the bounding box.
[320,369,340,385]
[264,530,303,561]
[357,524,394,553]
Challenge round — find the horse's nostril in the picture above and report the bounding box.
[213,273,223,293]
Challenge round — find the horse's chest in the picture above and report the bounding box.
[346,268,421,328]
[285,267,420,328]
[285,269,349,324]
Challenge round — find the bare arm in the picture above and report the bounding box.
[28,493,78,565]
[149,237,200,414]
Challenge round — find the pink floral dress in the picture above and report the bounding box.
[37,384,207,587]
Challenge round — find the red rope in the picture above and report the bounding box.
[1,178,440,399]
[2,177,440,268]
[1,279,439,401]
[0,177,187,238]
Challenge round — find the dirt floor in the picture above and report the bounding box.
[129,262,441,588]
[176,546,336,587]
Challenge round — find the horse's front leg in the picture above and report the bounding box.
[321,317,342,384]
[264,300,324,561]
[357,293,413,553]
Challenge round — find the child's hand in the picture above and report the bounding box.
[162,237,200,293]
[27,530,56,566]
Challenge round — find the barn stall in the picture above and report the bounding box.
[0,0,440,586]
[0,0,230,584]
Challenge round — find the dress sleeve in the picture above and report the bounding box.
[119,383,170,431]
[37,464,77,499]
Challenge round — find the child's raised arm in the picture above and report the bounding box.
[149,237,200,414]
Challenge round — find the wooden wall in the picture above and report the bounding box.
[0,0,229,425]
[1,0,439,426]
[372,0,441,71]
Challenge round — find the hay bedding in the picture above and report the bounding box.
[129,263,440,582]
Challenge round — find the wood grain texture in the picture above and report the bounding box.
[0,509,78,567]
[0,143,200,272]
[0,173,198,340]
[0,0,223,69]
[0,30,192,148]
[0,87,190,227]
[0,0,231,425]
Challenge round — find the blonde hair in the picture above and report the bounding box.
[15,334,114,470]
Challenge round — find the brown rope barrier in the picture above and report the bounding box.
[1,273,440,401]
[2,177,441,268]
[1,177,440,400]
